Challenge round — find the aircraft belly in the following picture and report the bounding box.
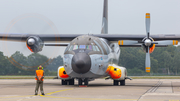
[90,54,109,75]
[63,54,73,74]
[68,71,102,78]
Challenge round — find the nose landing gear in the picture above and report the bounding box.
[78,78,88,86]
[61,78,89,86]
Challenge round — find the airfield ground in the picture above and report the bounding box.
[0,79,180,101]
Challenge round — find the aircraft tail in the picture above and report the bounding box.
[101,0,108,34]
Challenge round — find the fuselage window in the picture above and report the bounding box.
[73,45,78,50]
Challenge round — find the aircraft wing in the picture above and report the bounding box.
[1,33,180,42]
[0,33,82,42]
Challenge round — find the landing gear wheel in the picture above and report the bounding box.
[62,80,67,85]
[69,79,74,85]
[120,80,125,86]
[84,79,88,85]
[113,80,119,85]
[78,79,83,85]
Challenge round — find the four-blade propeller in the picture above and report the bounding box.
[119,13,178,72]
[143,13,178,72]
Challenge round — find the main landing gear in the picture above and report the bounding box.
[78,78,88,86]
[113,80,125,86]
[61,79,74,85]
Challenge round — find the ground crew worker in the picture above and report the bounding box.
[35,65,45,95]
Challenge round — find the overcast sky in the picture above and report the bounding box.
[0,0,180,58]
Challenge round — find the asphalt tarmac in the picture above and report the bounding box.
[0,79,180,101]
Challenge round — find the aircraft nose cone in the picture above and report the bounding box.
[75,60,85,69]
[72,53,91,74]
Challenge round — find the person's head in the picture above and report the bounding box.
[38,65,43,69]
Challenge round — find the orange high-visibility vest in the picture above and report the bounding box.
[35,70,44,81]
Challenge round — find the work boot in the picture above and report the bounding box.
[35,90,38,95]
[41,91,45,95]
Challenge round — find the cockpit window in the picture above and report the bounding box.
[95,46,100,51]
[68,44,100,51]
[73,45,78,50]
[92,45,100,51]
[69,45,74,51]
[69,45,78,51]
[92,45,96,51]
[86,45,92,50]
[65,44,70,52]
[79,45,86,49]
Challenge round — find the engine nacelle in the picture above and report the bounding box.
[106,64,127,80]
[58,66,70,79]
[142,44,155,53]
[26,36,44,53]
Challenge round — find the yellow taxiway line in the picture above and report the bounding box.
[40,88,137,100]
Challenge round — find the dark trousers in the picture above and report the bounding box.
[35,80,44,94]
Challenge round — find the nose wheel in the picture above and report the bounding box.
[78,78,88,86]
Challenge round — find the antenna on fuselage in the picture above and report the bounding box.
[101,0,108,34]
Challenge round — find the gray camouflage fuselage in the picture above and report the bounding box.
[63,35,120,79]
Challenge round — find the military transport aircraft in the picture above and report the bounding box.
[0,0,180,86]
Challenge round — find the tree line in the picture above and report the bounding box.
[119,45,180,76]
[0,51,63,76]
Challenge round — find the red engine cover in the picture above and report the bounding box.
[59,67,69,78]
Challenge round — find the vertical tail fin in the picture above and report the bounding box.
[101,0,108,34]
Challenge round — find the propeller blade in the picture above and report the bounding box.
[145,13,150,38]
[155,40,178,45]
[118,40,139,45]
[145,47,150,72]
[3,14,60,71]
